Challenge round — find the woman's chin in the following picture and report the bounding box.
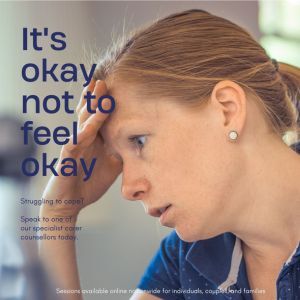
[174,227,202,242]
[175,225,216,242]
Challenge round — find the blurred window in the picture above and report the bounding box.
[259,0,300,67]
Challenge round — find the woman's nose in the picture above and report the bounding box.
[121,175,150,201]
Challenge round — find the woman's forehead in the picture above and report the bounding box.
[100,88,160,146]
[104,78,197,134]
[106,80,161,117]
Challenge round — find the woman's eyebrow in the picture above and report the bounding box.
[101,117,144,146]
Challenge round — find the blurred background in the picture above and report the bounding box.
[0,1,299,299]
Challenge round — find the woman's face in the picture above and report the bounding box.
[101,81,244,242]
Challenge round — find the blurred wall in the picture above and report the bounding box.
[0,1,259,299]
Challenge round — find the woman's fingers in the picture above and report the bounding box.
[77,101,112,147]
[76,79,96,114]
[64,81,113,154]
[64,106,110,155]
[78,80,108,125]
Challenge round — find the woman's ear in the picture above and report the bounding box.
[210,80,247,139]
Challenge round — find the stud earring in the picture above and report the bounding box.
[228,130,238,141]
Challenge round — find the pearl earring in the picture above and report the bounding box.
[228,130,238,141]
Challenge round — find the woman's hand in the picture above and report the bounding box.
[41,79,122,218]
[39,80,122,299]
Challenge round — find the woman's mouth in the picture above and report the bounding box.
[148,204,172,218]
[158,206,169,214]
[159,204,172,225]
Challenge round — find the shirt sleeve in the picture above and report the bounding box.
[136,230,185,300]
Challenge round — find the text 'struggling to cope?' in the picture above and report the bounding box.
[21,27,116,181]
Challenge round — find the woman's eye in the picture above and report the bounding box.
[129,135,147,149]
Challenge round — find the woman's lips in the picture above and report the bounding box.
[158,206,169,214]
[159,205,172,224]
[148,204,172,218]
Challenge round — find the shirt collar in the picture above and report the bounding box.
[284,242,300,266]
[185,232,300,293]
[185,232,243,291]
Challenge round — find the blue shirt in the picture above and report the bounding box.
[137,230,300,299]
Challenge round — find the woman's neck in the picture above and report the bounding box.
[230,137,300,263]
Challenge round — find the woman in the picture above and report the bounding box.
[40,9,300,300]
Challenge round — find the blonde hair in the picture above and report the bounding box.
[94,9,300,141]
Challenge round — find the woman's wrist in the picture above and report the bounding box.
[39,205,80,222]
